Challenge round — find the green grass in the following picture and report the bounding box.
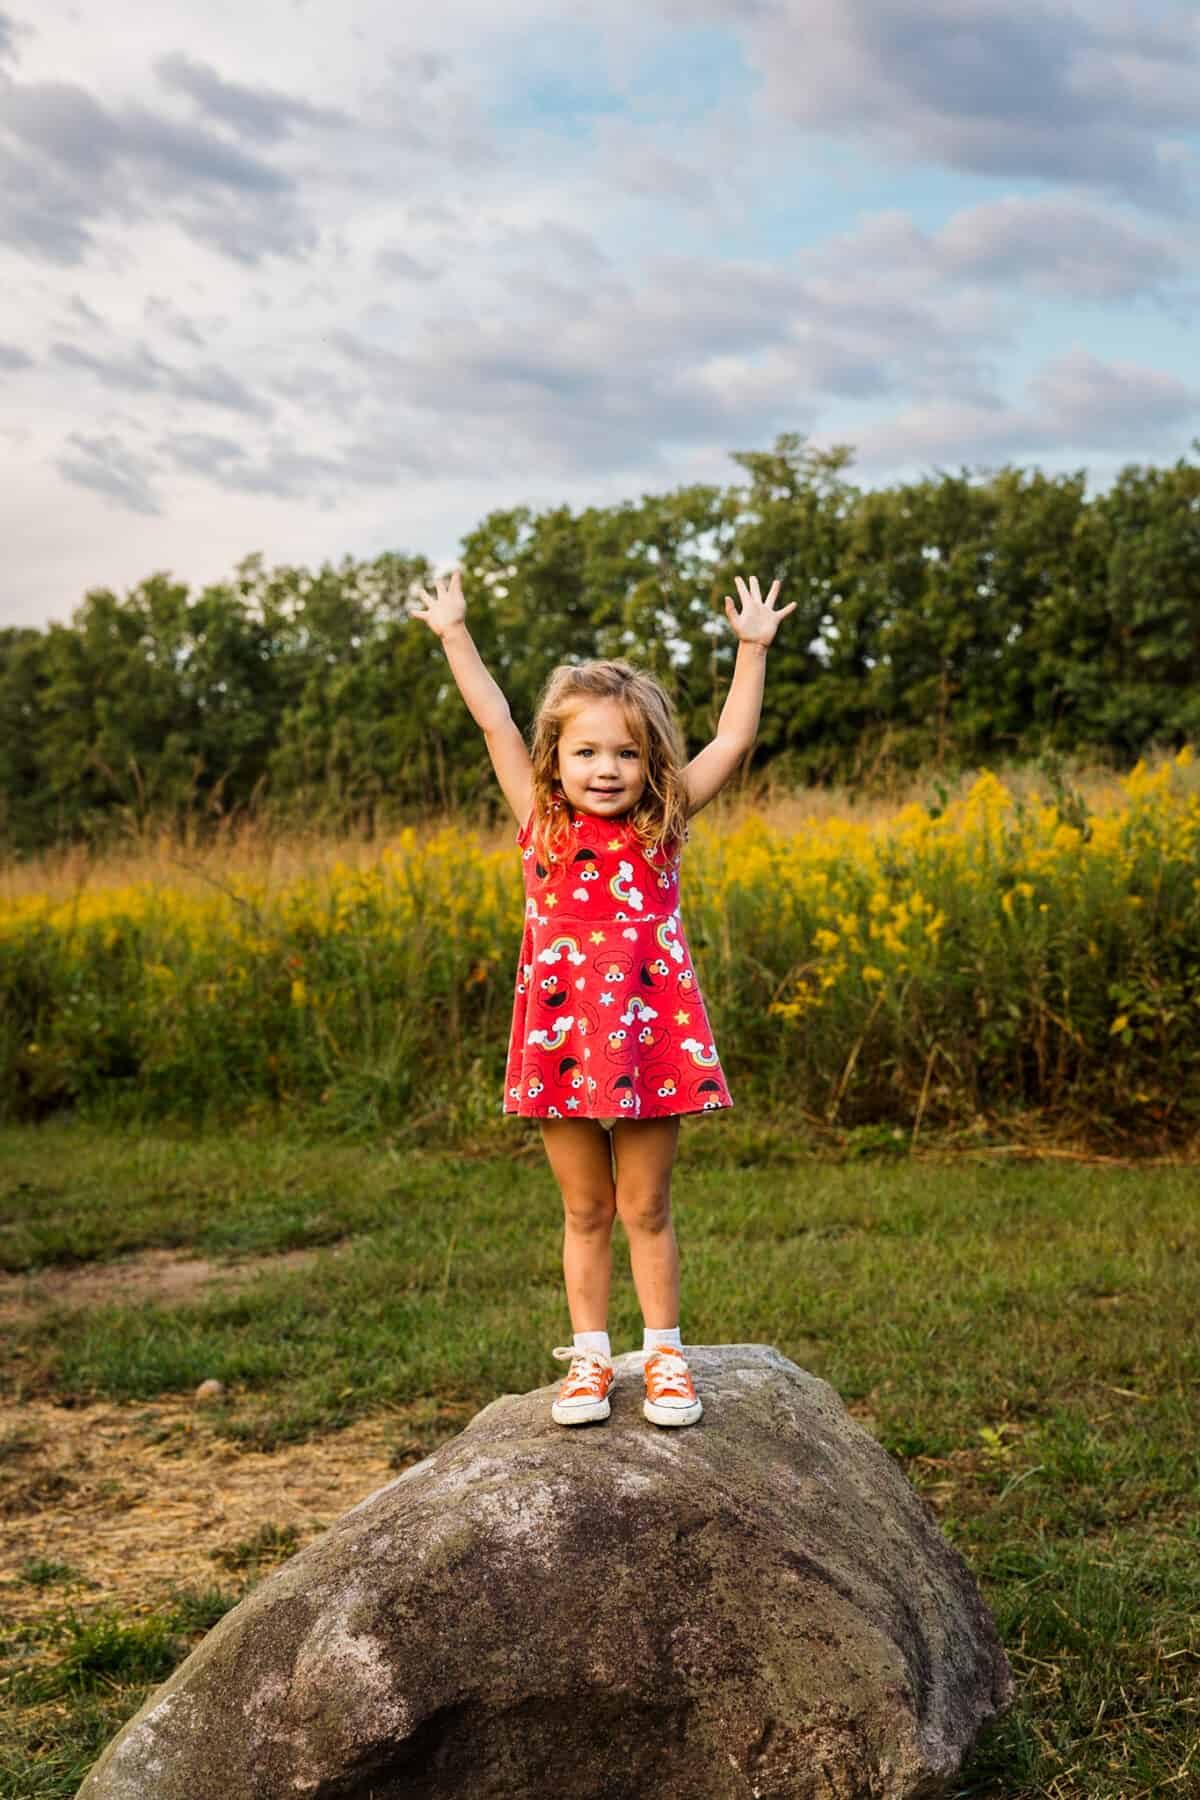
[0,1586,240,1799]
[1,1118,1197,1797]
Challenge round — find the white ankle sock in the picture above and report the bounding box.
[573,1330,611,1358]
[643,1326,682,1352]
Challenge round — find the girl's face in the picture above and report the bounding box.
[555,698,646,816]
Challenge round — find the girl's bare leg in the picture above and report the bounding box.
[611,1117,681,1330]
[539,1119,618,1333]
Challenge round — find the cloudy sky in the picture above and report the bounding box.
[2,0,1198,630]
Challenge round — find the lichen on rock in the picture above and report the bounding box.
[77,1345,1013,1799]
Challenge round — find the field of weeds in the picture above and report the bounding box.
[3,752,1198,1150]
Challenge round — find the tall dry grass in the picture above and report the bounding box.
[0,755,1143,907]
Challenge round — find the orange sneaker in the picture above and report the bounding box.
[643,1345,702,1427]
[551,1347,614,1425]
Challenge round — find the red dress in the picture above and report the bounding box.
[503,804,733,1122]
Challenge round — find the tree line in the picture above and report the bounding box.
[3,435,1199,854]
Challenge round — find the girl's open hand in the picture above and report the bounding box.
[411,567,467,638]
[724,575,795,646]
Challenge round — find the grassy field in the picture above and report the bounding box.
[0,1119,1197,1797]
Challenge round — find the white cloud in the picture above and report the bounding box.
[697,1,1200,209]
[851,347,1200,469]
[0,0,1197,629]
[815,192,1191,307]
[54,431,162,515]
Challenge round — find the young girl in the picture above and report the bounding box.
[412,568,795,1430]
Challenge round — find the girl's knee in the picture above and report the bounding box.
[615,1182,672,1234]
[562,1188,617,1235]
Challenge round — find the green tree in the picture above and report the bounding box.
[0,628,50,851]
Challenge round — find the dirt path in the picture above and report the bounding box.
[0,1241,352,1321]
[0,1244,467,1628]
[0,1389,479,1631]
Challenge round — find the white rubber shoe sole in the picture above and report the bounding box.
[551,1394,612,1425]
[643,1394,703,1428]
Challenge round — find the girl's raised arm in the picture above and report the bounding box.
[411,568,533,825]
[683,575,794,816]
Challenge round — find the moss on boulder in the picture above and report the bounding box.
[77,1345,1012,1799]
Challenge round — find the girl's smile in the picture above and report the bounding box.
[555,698,646,816]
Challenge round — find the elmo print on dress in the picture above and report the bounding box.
[503,806,732,1122]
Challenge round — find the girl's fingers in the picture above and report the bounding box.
[780,600,797,618]
[733,575,785,607]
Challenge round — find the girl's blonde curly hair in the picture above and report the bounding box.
[528,659,690,867]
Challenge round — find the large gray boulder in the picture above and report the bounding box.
[77,1346,1013,1799]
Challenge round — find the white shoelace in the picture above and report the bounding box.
[552,1346,613,1394]
[645,1346,694,1400]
